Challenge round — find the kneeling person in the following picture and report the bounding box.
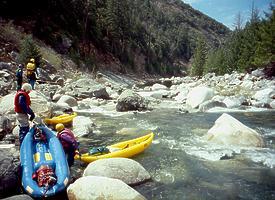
[56,123,79,167]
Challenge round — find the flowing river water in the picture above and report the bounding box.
[75,108,275,200]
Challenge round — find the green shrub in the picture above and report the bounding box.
[19,35,42,67]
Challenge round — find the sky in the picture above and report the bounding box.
[183,0,273,29]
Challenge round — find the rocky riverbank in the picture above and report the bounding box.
[0,58,274,199]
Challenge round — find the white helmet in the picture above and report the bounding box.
[21,83,32,92]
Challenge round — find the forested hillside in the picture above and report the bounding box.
[0,0,229,75]
[191,4,275,77]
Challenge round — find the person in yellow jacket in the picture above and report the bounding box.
[26,58,37,89]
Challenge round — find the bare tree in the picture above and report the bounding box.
[233,12,244,30]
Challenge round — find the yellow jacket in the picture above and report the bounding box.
[26,62,35,71]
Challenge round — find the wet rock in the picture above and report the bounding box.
[204,113,264,147]
[0,116,13,140]
[116,90,147,112]
[83,158,151,185]
[198,100,227,112]
[57,95,78,107]
[72,116,94,137]
[0,146,21,199]
[67,176,146,200]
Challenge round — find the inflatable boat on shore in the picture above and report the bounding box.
[20,125,70,198]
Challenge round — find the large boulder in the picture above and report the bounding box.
[0,116,13,140]
[151,83,167,91]
[204,113,264,147]
[64,78,110,99]
[253,88,275,104]
[186,86,214,108]
[67,176,146,200]
[78,85,110,99]
[0,91,52,118]
[29,90,52,118]
[83,158,151,185]
[36,67,52,82]
[198,100,227,112]
[72,116,94,137]
[116,90,147,112]
[223,96,247,108]
[0,62,11,70]
[0,93,16,115]
[57,95,78,107]
[0,145,21,199]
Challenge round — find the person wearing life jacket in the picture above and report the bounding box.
[14,83,35,145]
[26,58,37,89]
[56,123,79,167]
[32,165,57,188]
[15,64,23,91]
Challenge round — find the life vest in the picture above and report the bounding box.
[14,90,31,113]
[32,165,57,187]
[57,128,78,151]
[26,62,36,78]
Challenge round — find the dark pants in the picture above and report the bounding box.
[16,79,22,91]
[28,79,35,90]
[19,126,29,145]
[66,149,75,167]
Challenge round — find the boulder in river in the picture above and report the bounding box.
[83,158,151,185]
[186,86,214,109]
[204,113,264,147]
[116,89,148,112]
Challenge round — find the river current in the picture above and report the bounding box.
[77,108,275,200]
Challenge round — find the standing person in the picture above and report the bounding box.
[55,123,79,167]
[14,83,35,145]
[26,58,37,89]
[15,64,23,91]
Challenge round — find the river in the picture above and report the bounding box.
[76,109,275,200]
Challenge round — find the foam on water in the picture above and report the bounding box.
[158,134,275,167]
[244,149,275,168]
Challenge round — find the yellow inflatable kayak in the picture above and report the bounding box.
[44,112,77,125]
[75,132,154,163]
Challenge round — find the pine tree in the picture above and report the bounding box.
[19,35,42,67]
[191,35,208,76]
[253,7,275,66]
